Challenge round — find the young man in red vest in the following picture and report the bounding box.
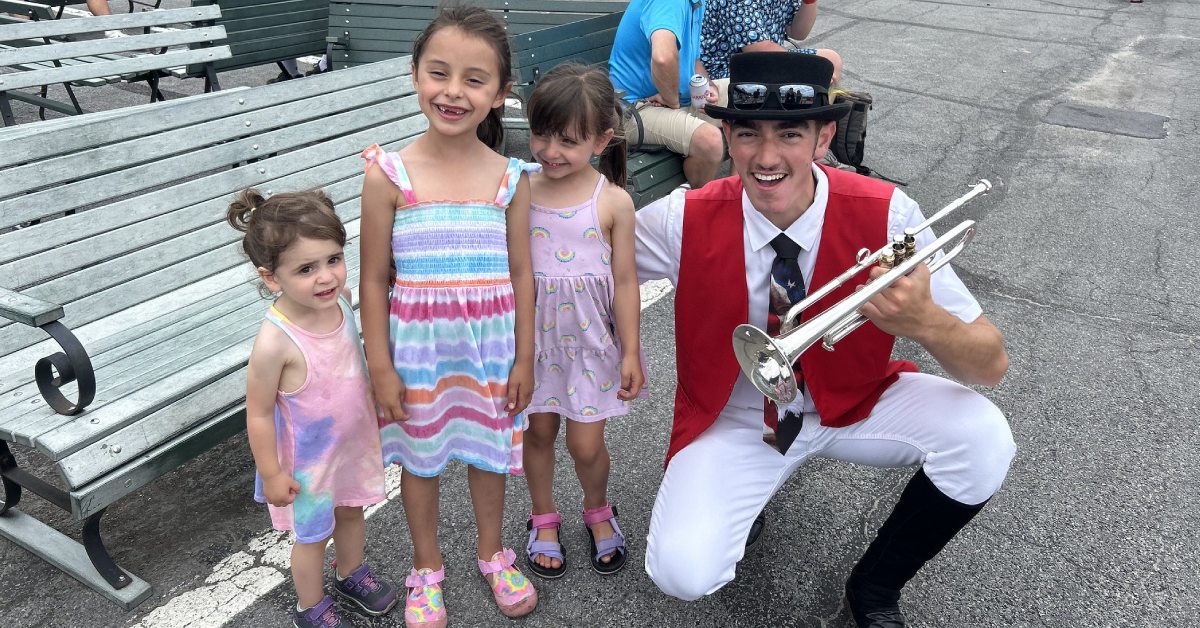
[635,52,1016,627]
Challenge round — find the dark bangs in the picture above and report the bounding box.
[527,76,597,141]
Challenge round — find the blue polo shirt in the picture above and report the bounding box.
[609,0,706,104]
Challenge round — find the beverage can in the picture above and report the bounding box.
[688,74,708,102]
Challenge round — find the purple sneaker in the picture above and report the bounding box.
[294,595,350,628]
[334,563,399,616]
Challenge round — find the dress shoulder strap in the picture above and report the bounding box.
[590,172,606,202]
[494,158,542,206]
[361,144,417,205]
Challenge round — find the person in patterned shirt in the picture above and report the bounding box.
[697,0,842,110]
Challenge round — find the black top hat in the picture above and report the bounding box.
[704,52,851,121]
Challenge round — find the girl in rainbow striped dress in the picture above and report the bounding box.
[358,6,538,627]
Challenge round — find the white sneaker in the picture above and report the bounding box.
[104,30,128,38]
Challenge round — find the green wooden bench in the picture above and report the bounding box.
[0,55,425,608]
[188,0,328,87]
[326,0,626,102]
[324,0,690,207]
[0,5,231,125]
[0,0,56,21]
[20,0,164,20]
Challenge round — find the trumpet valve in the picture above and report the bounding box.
[879,248,896,269]
[891,235,906,262]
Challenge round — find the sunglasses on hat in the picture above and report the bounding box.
[729,82,826,111]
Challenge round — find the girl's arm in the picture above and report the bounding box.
[605,187,645,400]
[359,163,408,421]
[245,326,300,507]
[505,173,536,415]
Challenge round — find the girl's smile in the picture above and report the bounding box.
[412,27,507,137]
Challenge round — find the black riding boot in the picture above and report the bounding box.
[845,469,988,628]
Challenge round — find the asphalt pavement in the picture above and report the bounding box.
[1,0,1197,626]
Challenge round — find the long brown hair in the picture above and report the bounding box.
[526,63,628,189]
[412,3,512,152]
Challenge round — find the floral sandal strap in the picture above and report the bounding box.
[478,547,518,575]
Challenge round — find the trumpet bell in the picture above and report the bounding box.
[733,324,798,404]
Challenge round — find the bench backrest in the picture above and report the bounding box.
[0,57,424,516]
[0,6,231,91]
[326,0,626,101]
[189,0,328,75]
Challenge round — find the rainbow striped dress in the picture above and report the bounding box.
[362,145,538,477]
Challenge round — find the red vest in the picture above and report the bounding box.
[666,167,917,466]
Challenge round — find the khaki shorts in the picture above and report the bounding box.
[623,102,712,156]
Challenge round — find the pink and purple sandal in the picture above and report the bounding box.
[478,547,538,617]
[403,566,447,628]
[525,511,567,579]
[583,503,627,575]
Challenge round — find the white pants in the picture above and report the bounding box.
[644,372,1016,601]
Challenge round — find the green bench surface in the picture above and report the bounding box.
[0,56,424,608]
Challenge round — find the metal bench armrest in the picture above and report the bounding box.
[0,287,94,415]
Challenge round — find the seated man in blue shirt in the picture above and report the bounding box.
[609,0,726,188]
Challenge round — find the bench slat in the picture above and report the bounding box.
[0,26,227,66]
[0,54,412,170]
[0,5,222,40]
[0,75,415,230]
[0,45,231,91]
[0,287,63,328]
[69,401,247,520]
[0,0,55,20]
[0,86,248,142]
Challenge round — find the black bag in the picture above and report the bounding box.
[829,89,906,186]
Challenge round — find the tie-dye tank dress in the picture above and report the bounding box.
[362,145,539,477]
[254,296,386,544]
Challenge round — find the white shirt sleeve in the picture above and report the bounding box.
[634,187,687,286]
[888,188,983,324]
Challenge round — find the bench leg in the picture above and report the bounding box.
[0,94,15,127]
[204,65,222,93]
[82,509,133,589]
[0,442,22,513]
[0,442,152,609]
[147,75,165,103]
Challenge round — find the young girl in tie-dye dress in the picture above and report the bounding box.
[230,188,397,628]
[357,7,539,626]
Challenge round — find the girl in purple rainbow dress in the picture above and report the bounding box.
[518,64,647,581]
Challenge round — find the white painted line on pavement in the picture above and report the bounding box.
[130,280,674,627]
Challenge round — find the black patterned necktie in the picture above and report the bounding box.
[766,234,806,454]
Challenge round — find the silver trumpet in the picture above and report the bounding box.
[732,179,992,405]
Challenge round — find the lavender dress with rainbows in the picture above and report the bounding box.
[253,296,386,544]
[362,145,539,477]
[526,174,644,422]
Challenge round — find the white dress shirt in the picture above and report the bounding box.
[635,165,983,415]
